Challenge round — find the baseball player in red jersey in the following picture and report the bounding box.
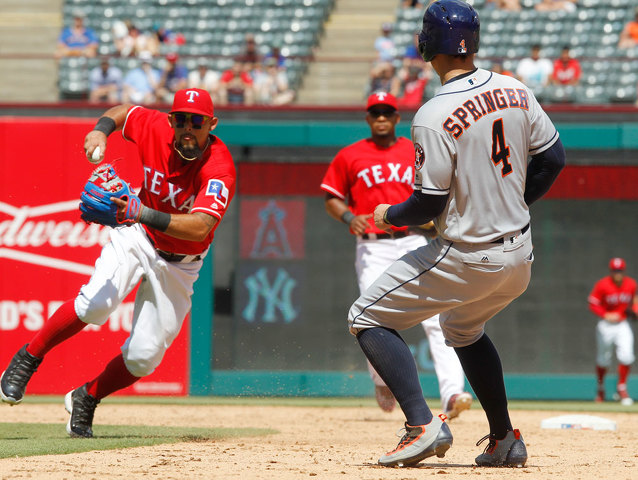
[0,88,236,437]
[321,92,472,418]
[588,257,636,406]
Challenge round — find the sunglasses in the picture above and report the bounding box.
[368,108,396,118]
[171,112,209,129]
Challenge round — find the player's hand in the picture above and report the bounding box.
[111,196,143,225]
[349,214,373,235]
[374,204,393,232]
[84,130,107,164]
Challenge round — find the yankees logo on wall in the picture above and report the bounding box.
[415,143,425,170]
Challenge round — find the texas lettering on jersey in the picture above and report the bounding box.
[142,166,194,212]
[356,162,413,188]
[443,86,530,139]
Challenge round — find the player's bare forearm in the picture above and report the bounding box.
[162,212,217,241]
[84,104,133,163]
[111,197,216,241]
[325,194,371,235]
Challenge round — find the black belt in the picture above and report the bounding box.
[145,230,203,263]
[491,223,529,244]
[361,230,409,240]
[156,250,202,263]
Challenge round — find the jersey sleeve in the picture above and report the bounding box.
[528,90,559,155]
[121,106,163,145]
[588,281,607,317]
[320,150,349,200]
[190,146,236,222]
[411,125,454,196]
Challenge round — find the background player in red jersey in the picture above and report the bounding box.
[321,92,472,419]
[0,88,236,437]
[588,257,636,405]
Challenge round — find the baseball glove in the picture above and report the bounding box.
[625,304,638,322]
[79,164,141,227]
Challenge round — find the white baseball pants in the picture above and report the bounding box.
[74,224,202,377]
[356,234,466,407]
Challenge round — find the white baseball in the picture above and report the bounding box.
[90,146,102,164]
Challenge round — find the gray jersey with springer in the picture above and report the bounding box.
[349,69,559,347]
[413,68,558,243]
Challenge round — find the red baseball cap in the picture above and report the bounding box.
[609,257,626,271]
[366,92,398,111]
[170,88,214,117]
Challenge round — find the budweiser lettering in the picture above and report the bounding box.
[0,300,134,332]
[0,207,111,248]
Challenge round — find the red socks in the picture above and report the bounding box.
[618,364,631,387]
[26,300,87,358]
[596,366,607,385]
[85,354,140,401]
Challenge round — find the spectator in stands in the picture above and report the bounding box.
[374,23,397,64]
[516,44,553,97]
[619,7,638,49]
[368,62,401,98]
[88,57,123,104]
[156,52,189,104]
[397,65,429,109]
[115,23,159,58]
[55,10,98,58]
[264,41,286,68]
[254,57,295,106]
[188,58,221,104]
[219,58,255,106]
[122,52,161,105]
[492,61,514,77]
[238,33,262,65]
[401,34,423,72]
[551,46,581,86]
[534,0,577,12]
[152,22,186,48]
[485,0,521,10]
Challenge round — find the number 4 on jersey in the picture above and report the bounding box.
[491,119,512,176]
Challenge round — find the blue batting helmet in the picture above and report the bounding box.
[417,0,480,62]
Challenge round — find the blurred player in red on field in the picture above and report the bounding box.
[588,257,636,405]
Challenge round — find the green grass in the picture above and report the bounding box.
[0,423,274,459]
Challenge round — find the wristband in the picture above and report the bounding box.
[341,211,356,225]
[139,207,171,232]
[383,208,393,226]
[93,116,116,136]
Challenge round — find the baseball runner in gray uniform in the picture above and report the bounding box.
[348,0,565,468]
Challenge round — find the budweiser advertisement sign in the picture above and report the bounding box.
[0,117,189,395]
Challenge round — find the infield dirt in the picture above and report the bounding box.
[0,402,636,479]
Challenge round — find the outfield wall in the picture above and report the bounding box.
[1,114,636,400]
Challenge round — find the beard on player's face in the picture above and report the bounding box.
[176,134,206,160]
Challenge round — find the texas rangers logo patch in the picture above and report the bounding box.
[415,143,425,170]
[206,179,229,207]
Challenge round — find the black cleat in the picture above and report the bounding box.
[475,429,528,467]
[65,384,100,438]
[1,344,43,405]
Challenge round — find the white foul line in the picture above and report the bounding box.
[0,248,94,276]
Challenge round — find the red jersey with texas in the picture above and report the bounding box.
[122,106,236,254]
[320,137,415,235]
[588,276,637,320]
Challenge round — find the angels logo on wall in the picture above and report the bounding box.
[240,199,305,260]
